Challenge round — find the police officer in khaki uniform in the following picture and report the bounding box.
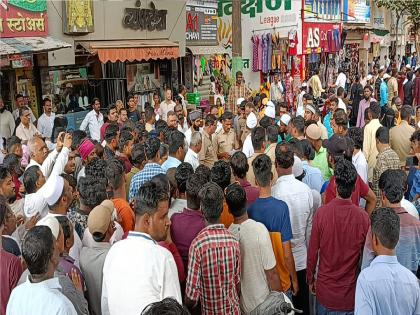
[199,114,218,168]
[214,111,239,160]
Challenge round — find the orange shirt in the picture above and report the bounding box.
[220,201,234,229]
[112,198,135,233]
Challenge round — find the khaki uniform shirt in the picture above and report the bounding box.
[247,152,278,187]
[199,130,218,168]
[214,128,239,155]
[390,121,415,167]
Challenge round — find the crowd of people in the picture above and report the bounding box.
[0,63,420,315]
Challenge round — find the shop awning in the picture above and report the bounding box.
[0,37,72,56]
[78,39,180,63]
[187,45,226,56]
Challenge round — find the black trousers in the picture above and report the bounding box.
[292,269,310,315]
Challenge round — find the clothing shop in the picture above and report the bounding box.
[0,0,70,117]
[217,0,302,91]
[301,22,342,87]
[46,0,186,119]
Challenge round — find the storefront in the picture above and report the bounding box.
[0,0,70,117]
[45,0,186,115]
[301,22,342,86]
[342,0,373,81]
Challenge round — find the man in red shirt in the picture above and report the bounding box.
[307,158,369,314]
[323,135,376,214]
[0,200,23,315]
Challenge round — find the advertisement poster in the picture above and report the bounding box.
[343,0,371,23]
[0,0,48,37]
[186,3,218,46]
[304,0,341,23]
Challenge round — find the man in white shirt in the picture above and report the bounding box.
[226,183,285,314]
[37,98,56,140]
[242,112,257,158]
[0,96,15,140]
[331,68,347,90]
[296,84,307,117]
[41,175,83,267]
[102,181,182,315]
[175,104,188,133]
[184,131,202,171]
[160,88,176,122]
[349,128,368,183]
[27,133,71,179]
[12,93,36,123]
[79,98,104,141]
[178,84,188,115]
[7,225,77,315]
[269,73,284,103]
[15,107,41,142]
[272,143,313,314]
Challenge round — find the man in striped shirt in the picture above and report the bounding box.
[185,182,241,315]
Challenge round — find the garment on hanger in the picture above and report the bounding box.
[262,33,269,74]
[272,33,281,70]
[251,35,259,72]
[267,33,272,72]
[258,35,263,71]
[319,57,326,88]
[288,30,298,56]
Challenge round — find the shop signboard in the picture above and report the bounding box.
[343,0,371,24]
[122,0,167,31]
[302,22,341,54]
[303,0,341,23]
[217,0,302,90]
[0,0,48,38]
[10,54,33,68]
[186,3,218,46]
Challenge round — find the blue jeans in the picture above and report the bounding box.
[316,300,354,315]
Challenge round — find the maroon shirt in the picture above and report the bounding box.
[238,178,259,207]
[170,208,205,270]
[307,198,369,311]
[325,174,369,206]
[0,249,22,315]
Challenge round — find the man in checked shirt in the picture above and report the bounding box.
[185,182,241,315]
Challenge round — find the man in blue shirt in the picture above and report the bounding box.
[355,207,420,315]
[380,73,390,107]
[247,154,298,297]
[128,137,165,201]
[161,130,186,172]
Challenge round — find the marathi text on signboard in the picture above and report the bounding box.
[122,0,167,31]
[186,4,218,46]
[0,0,48,37]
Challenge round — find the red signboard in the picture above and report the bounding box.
[0,0,48,38]
[302,22,341,54]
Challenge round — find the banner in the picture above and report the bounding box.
[304,0,341,23]
[343,0,371,24]
[0,0,48,37]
